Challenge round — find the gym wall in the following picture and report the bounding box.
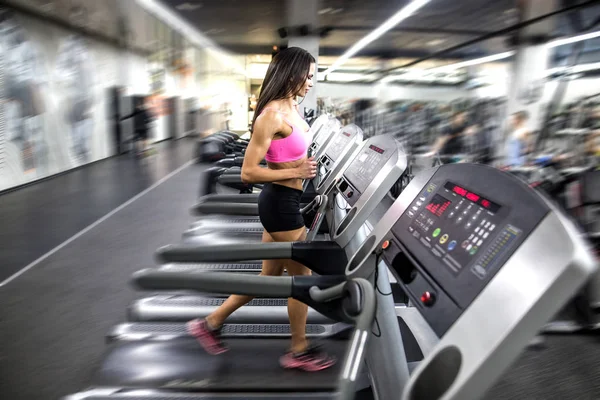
[0,8,147,192]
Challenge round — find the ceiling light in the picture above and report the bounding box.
[136,0,247,76]
[547,30,600,48]
[331,8,344,14]
[318,8,333,15]
[427,39,445,47]
[323,0,430,77]
[428,51,515,73]
[176,2,202,11]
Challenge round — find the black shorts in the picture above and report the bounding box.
[258,183,304,233]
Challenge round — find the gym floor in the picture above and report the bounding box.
[1,138,599,399]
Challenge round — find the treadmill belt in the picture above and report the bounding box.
[163,263,262,271]
[159,297,289,306]
[121,323,327,335]
[95,338,347,391]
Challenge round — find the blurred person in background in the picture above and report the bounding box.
[584,106,600,163]
[122,99,155,157]
[505,111,532,167]
[425,110,468,160]
[187,47,336,372]
[55,33,95,164]
[0,8,48,176]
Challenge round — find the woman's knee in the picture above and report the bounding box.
[285,260,311,276]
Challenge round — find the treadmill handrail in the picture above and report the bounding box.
[197,193,260,204]
[156,242,292,263]
[133,269,293,297]
[337,278,376,400]
[192,202,259,216]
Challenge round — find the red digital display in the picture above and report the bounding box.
[444,182,501,213]
[466,192,480,202]
[369,144,385,154]
[425,194,452,217]
[453,186,468,196]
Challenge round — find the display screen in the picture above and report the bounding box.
[444,182,501,213]
[369,144,385,154]
[425,194,452,217]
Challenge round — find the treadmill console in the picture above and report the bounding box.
[381,164,550,335]
[320,125,358,168]
[308,117,332,156]
[337,140,397,206]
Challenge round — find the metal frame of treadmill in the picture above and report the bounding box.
[344,164,598,400]
[125,135,407,331]
[65,163,596,400]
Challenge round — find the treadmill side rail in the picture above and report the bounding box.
[133,270,294,297]
[156,242,292,263]
[292,241,348,275]
[192,202,258,216]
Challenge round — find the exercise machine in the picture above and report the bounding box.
[127,134,408,325]
[65,163,597,400]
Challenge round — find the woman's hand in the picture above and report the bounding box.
[296,156,318,179]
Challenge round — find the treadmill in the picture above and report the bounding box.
[185,132,401,243]
[65,163,597,400]
[123,134,408,331]
[187,122,361,232]
[185,123,364,239]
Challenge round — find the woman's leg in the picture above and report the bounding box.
[188,230,285,354]
[270,227,336,371]
[206,231,284,328]
[270,228,310,353]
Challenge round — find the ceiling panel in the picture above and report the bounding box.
[159,0,600,63]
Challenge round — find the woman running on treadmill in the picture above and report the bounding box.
[187,47,336,371]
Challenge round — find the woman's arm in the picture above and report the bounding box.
[241,111,315,184]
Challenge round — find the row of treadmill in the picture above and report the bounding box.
[66,115,598,400]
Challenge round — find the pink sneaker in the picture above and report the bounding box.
[187,319,228,355]
[280,345,336,372]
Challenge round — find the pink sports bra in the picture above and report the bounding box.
[260,107,310,163]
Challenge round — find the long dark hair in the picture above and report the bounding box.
[252,47,315,130]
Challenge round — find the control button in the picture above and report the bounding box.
[448,212,455,218]
[347,191,354,198]
[461,240,469,248]
[467,244,473,251]
[457,217,463,223]
[416,202,422,206]
[465,222,472,229]
[419,197,426,202]
[472,215,478,220]
[420,291,436,307]
[412,206,419,211]
[439,234,449,244]
[432,228,441,238]
[477,239,483,246]
[468,234,474,240]
[471,236,477,243]
[408,226,414,233]
[470,246,479,255]
[473,264,485,275]
[382,240,390,250]
[490,224,496,231]
[475,227,480,233]
[481,219,486,225]
[408,211,414,217]
[463,210,468,215]
[483,232,489,239]
[431,248,442,258]
[485,222,490,228]
[448,240,457,251]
